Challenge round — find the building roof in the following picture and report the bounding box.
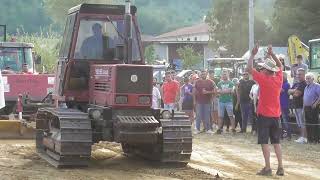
[141,34,155,42]
[155,23,209,40]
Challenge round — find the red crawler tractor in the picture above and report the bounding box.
[35,2,192,168]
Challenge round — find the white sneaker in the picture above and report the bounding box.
[304,138,308,143]
[294,137,303,142]
[193,130,201,135]
[212,124,217,130]
[206,130,215,134]
[295,137,306,144]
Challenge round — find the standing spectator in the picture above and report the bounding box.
[232,78,242,130]
[216,70,236,134]
[0,71,5,110]
[280,72,291,139]
[161,71,180,112]
[291,55,308,83]
[151,78,161,109]
[248,44,284,176]
[181,77,194,124]
[238,70,255,133]
[189,70,199,85]
[170,71,181,110]
[190,70,199,81]
[249,83,259,135]
[193,70,215,134]
[208,70,218,129]
[303,73,320,143]
[278,55,290,71]
[22,63,33,74]
[288,68,307,144]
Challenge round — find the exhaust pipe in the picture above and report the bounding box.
[124,0,132,64]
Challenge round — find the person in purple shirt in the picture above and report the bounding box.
[280,72,291,139]
[303,73,320,143]
[181,77,194,124]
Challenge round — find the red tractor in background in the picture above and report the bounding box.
[35,2,192,168]
[0,25,54,119]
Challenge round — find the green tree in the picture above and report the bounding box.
[43,0,213,35]
[206,0,269,56]
[272,0,320,45]
[17,31,60,73]
[43,0,116,27]
[177,45,202,69]
[144,45,155,64]
[0,0,52,34]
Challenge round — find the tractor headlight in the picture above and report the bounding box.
[92,110,102,120]
[115,95,128,104]
[138,96,151,105]
[161,110,172,119]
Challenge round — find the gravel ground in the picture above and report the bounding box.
[0,131,319,180]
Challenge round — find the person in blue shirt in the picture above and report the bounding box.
[280,72,291,139]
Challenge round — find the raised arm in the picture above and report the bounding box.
[268,45,282,69]
[248,44,259,74]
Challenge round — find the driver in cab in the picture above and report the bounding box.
[80,23,114,59]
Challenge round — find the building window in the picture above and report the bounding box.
[194,37,198,41]
[187,38,190,41]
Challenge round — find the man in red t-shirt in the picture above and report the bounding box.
[248,44,284,176]
[193,70,215,134]
[161,71,180,111]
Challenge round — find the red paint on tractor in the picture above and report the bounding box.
[3,74,54,102]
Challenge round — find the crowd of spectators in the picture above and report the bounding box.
[152,54,320,144]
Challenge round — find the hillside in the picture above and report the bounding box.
[0,0,277,35]
[135,0,212,35]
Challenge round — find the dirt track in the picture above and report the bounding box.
[0,132,319,180]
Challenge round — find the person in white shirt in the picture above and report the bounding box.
[250,83,259,113]
[152,78,161,109]
[249,83,259,134]
[0,71,5,109]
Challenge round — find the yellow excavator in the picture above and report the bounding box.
[287,35,309,65]
[288,35,320,83]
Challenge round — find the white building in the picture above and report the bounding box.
[142,23,217,69]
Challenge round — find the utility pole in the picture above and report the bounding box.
[249,0,254,51]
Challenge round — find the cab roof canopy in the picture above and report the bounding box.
[68,3,137,15]
[0,42,34,48]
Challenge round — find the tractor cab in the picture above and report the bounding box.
[0,42,35,74]
[309,38,320,83]
[0,25,39,74]
[60,4,143,63]
[207,57,245,79]
[56,4,149,107]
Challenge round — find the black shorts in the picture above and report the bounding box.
[182,100,193,111]
[257,115,281,144]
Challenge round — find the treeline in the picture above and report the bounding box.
[1,0,212,35]
[206,0,320,56]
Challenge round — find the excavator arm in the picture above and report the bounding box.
[288,35,309,65]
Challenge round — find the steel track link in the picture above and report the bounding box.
[120,112,192,165]
[35,108,92,168]
[159,116,192,163]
